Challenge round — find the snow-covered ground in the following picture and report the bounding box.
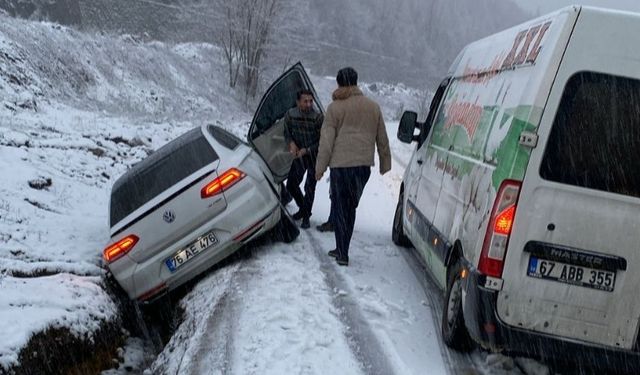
[0,13,550,375]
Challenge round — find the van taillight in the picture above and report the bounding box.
[201,168,245,198]
[494,205,516,235]
[478,180,521,278]
[103,235,139,263]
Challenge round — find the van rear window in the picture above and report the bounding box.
[110,127,218,226]
[540,72,640,198]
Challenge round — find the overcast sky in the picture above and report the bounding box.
[513,0,640,15]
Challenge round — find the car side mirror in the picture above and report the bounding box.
[398,111,418,143]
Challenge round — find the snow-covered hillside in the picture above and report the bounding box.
[0,14,249,373]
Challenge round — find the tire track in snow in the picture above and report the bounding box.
[389,139,478,374]
[150,263,242,375]
[398,247,479,375]
[175,259,261,375]
[397,247,534,374]
[177,290,237,375]
[306,231,397,375]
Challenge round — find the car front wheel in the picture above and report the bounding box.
[271,208,299,243]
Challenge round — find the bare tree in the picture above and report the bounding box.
[239,0,280,99]
[202,0,285,99]
[176,0,288,100]
[219,2,243,88]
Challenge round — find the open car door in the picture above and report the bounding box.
[247,62,323,184]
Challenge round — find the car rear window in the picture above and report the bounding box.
[208,125,242,149]
[540,72,640,198]
[110,127,219,226]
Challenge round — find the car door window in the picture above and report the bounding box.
[419,78,450,148]
[250,72,308,141]
[247,63,320,184]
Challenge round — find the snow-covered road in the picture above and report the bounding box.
[149,161,447,374]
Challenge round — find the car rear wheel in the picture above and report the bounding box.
[442,259,473,351]
[392,191,412,247]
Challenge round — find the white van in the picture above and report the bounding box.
[395,5,640,371]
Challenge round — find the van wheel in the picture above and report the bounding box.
[392,191,411,247]
[442,260,472,351]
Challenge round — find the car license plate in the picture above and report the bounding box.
[527,256,616,292]
[165,231,218,273]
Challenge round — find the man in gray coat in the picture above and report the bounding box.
[315,67,391,266]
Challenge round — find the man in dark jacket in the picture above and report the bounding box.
[284,89,324,229]
[315,67,391,266]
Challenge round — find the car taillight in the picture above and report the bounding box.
[103,235,139,263]
[201,168,245,198]
[478,180,521,278]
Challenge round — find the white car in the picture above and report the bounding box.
[103,63,322,301]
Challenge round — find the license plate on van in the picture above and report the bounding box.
[165,231,218,273]
[527,256,616,292]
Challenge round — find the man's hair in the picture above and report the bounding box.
[336,67,358,87]
[297,89,314,100]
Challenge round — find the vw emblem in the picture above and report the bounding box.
[163,210,176,223]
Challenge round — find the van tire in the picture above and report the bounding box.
[392,191,412,247]
[442,260,473,351]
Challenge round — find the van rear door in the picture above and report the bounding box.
[498,8,640,349]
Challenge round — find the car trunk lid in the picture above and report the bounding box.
[109,127,227,264]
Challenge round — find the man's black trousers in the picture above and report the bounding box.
[286,155,317,219]
[330,166,371,261]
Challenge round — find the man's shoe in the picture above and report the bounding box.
[336,257,349,266]
[327,249,338,258]
[301,218,310,229]
[316,221,334,232]
[292,210,305,220]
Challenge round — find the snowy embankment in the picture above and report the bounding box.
[0,14,243,373]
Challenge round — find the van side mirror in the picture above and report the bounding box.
[398,111,418,143]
